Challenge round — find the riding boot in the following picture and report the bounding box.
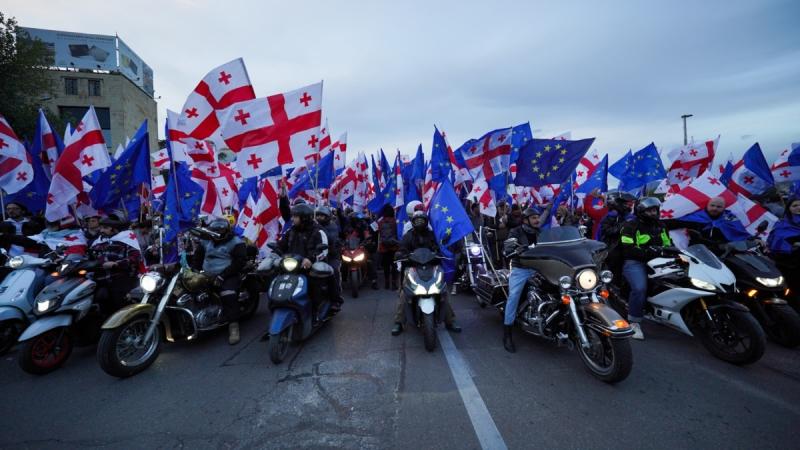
[503,325,516,353]
[228,322,240,345]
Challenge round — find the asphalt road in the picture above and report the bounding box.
[1,286,799,449]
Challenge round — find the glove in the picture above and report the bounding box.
[214,276,224,288]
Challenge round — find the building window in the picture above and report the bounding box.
[88,79,101,97]
[58,106,113,148]
[64,78,78,95]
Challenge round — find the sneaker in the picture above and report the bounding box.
[228,322,240,345]
[630,322,644,340]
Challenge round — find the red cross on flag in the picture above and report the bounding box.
[36,109,60,179]
[151,174,166,198]
[178,58,256,140]
[29,230,87,255]
[729,193,779,238]
[462,128,512,182]
[221,82,323,177]
[770,143,800,183]
[352,153,371,212]
[467,177,496,217]
[331,132,347,173]
[212,165,239,212]
[727,143,775,198]
[574,147,602,188]
[151,149,170,170]
[254,178,281,230]
[422,163,438,209]
[46,106,110,221]
[91,230,141,252]
[303,119,331,167]
[238,195,259,243]
[659,138,718,194]
[659,175,737,220]
[0,115,34,194]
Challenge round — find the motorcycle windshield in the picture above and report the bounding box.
[409,248,438,266]
[686,244,723,270]
[537,226,584,244]
[520,239,603,269]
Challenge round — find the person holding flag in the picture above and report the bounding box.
[90,215,143,315]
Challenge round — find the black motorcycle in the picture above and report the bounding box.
[720,240,800,347]
[396,248,448,352]
[481,226,633,383]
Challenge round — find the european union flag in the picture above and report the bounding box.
[509,122,533,164]
[610,143,666,191]
[162,162,204,263]
[576,154,608,194]
[371,154,382,188]
[431,126,452,183]
[90,120,151,217]
[609,150,633,185]
[289,149,335,198]
[515,138,595,187]
[428,181,474,247]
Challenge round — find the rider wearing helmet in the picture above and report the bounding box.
[391,211,461,336]
[620,197,673,340]
[596,190,636,273]
[91,215,143,315]
[316,206,344,310]
[190,218,248,345]
[501,207,543,353]
[401,201,426,236]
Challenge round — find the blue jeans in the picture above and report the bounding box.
[505,267,536,326]
[622,259,648,322]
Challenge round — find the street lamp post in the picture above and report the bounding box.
[681,114,693,145]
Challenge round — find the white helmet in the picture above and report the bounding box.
[405,200,423,217]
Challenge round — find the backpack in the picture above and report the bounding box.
[378,219,399,250]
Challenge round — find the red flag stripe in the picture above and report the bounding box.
[194,81,255,111]
[0,157,22,175]
[0,121,19,140]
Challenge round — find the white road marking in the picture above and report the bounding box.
[438,329,508,450]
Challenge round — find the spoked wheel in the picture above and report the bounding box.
[576,327,633,383]
[0,320,24,356]
[763,303,800,348]
[268,327,292,364]
[18,328,73,375]
[422,313,436,352]
[696,309,766,365]
[97,316,161,378]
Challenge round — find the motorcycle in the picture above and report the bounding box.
[486,226,634,383]
[0,250,61,355]
[262,243,334,364]
[613,244,766,365]
[341,236,367,298]
[396,247,448,352]
[719,240,800,347]
[16,256,103,375]
[96,246,263,378]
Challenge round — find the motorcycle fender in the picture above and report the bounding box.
[580,303,634,338]
[0,306,27,323]
[706,301,750,313]
[18,314,72,341]
[269,308,298,336]
[762,297,788,306]
[101,303,156,329]
[419,297,436,315]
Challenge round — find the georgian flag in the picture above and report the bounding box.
[46,106,111,221]
[422,163,438,209]
[660,175,737,220]
[221,82,323,177]
[29,230,87,255]
[352,153,371,211]
[304,119,331,166]
[331,132,347,173]
[91,230,141,252]
[36,109,60,178]
[658,138,718,194]
[770,143,800,183]
[151,149,170,170]
[462,128,512,182]
[151,174,166,198]
[178,58,256,140]
[729,193,779,238]
[574,147,602,188]
[727,143,775,198]
[0,115,35,194]
[467,177,496,217]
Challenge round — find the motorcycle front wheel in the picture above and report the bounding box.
[268,327,291,364]
[576,328,633,383]
[422,313,436,352]
[350,270,360,298]
[18,327,73,375]
[763,303,800,348]
[696,308,766,365]
[97,316,161,378]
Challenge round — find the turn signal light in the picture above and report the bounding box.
[561,295,571,305]
[598,289,610,299]
[78,270,87,276]
[746,289,758,298]
[613,319,629,329]
[786,288,791,297]
[50,271,59,277]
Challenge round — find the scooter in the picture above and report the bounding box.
[396,248,448,352]
[616,244,766,365]
[17,256,103,375]
[341,236,367,298]
[262,243,334,364]
[0,250,61,355]
[719,240,800,347]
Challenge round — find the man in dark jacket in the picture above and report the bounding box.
[391,211,461,336]
[316,206,344,310]
[620,197,673,340]
[190,218,248,345]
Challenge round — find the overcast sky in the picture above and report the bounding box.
[8,0,800,166]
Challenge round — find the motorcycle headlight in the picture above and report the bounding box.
[282,257,299,272]
[353,253,365,262]
[600,270,613,284]
[8,256,24,269]
[413,285,427,296]
[342,255,352,262]
[691,278,717,291]
[577,269,598,291]
[468,245,482,256]
[559,276,572,289]
[428,284,441,295]
[35,296,59,314]
[139,273,163,293]
[756,276,784,288]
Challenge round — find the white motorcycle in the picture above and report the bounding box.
[615,244,766,365]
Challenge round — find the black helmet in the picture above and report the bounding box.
[522,207,541,218]
[635,197,661,219]
[315,206,331,218]
[607,190,636,213]
[291,203,315,227]
[207,218,231,241]
[411,211,428,230]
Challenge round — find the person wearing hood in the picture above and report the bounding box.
[768,196,800,301]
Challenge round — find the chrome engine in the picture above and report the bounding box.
[521,289,559,337]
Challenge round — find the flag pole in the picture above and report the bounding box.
[0,190,5,221]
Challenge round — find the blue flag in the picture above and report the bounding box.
[542,187,570,230]
[379,149,391,185]
[720,159,735,185]
[509,122,533,164]
[609,150,633,186]
[611,143,666,191]
[90,120,151,217]
[428,181,475,248]
[289,149,335,198]
[162,162,204,263]
[430,126,453,183]
[515,138,595,187]
[576,154,608,194]
[368,153,401,214]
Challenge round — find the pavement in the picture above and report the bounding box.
[1,286,798,449]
